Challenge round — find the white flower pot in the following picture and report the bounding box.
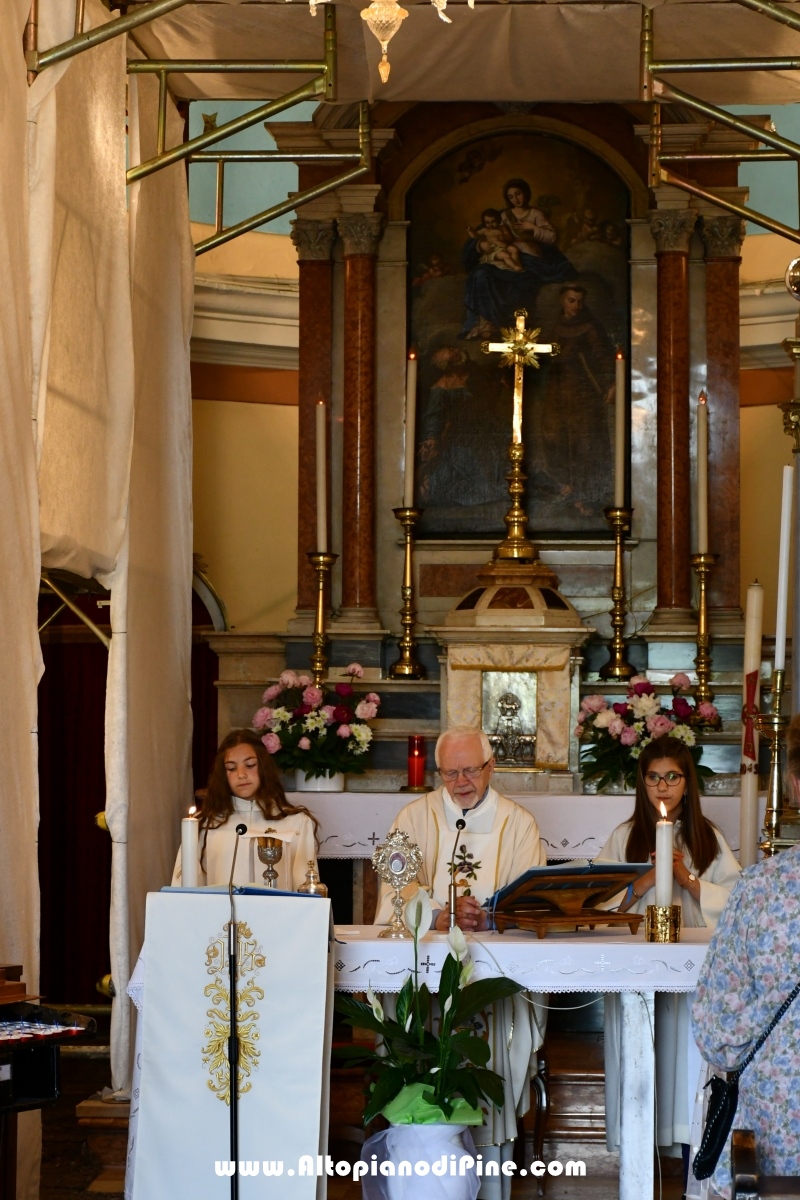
[361,1125,479,1200]
[294,770,345,792]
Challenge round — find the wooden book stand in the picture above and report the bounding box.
[490,869,646,938]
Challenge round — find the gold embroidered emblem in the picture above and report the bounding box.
[203,921,265,1104]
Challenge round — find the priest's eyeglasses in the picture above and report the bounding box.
[439,760,491,782]
[643,771,685,787]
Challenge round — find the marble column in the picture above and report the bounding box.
[336,210,385,625]
[288,218,336,628]
[701,215,746,624]
[648,207,697,628]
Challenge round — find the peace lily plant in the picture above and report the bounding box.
[334,892,523,1125]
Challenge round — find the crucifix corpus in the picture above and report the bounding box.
[481,309,559,561]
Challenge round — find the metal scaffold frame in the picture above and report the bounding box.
[641,0,800,244]
[24,0,370,255]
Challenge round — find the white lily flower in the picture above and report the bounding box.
[366,985,384,1023]
[447,924,469,962]
[405,1012,413,1032]
[403,890,433,938]
[442,995,453,1015]
[459,958,474,987]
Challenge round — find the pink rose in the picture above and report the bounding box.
[608,717,625,738]
[279,670,300,688]
[297,675,312,687]
[697,701,719,721]
[631,680,655,697]
[646,714,675,738]
[262,732,281,754]
[612,702,629,717]
[670,672,692,693]
[671,696,694,721]
[303,685,323,709]
[580,694,607,714]
[365,692,381,706]
[355,700,378,720]
[335,682,354,698]
[298,736,311,750]
[252,706,272,729]
[321,705,336,725]
[262,683,282,703]
[345,663,364,679]
[336,724,352,738]
[620,725,638,746]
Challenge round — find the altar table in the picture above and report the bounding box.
[294,791,764,861]
[333,924,713,1200]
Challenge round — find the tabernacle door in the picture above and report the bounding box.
[132,890,333,1199]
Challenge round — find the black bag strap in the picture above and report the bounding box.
[730,978,800,1083]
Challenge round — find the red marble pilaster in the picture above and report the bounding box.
[290,219,335,614]
[701,216,746,620]
[649,208,697,623]
[337,212,384,618]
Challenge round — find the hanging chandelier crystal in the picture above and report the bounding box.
[361,0,409,83]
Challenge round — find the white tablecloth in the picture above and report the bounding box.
[293,792,763,861]
[333,925,711,993]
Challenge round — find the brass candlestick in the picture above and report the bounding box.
[757,668,790,856]
[691,552,718,704]
[307,550,337,687]
[644,904,681,943]
[388,507,427,680]
[496,442,537,561]
[599,506,635,680]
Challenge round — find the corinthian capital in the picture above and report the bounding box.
[648,208,697,254]
[290,219,337,262]
[700,215,746,260]
[336,212,385,258]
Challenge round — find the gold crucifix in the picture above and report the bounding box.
[480,309,559,562]
[482,309,559,444]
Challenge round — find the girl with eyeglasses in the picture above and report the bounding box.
[595,734,741,1172]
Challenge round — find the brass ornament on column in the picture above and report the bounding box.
[599,506,635,681]
[388,507,426,680]
[757,669,790,857]
[691,552,718,704]
[307,551,338,687]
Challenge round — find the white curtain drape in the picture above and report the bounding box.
[1,7,45,1198]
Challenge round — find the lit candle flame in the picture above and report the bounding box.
[189,805,197,817]
[698,390,707,406]
[616,348,624,361]
[660,801,668,819]
[408,348,417,360]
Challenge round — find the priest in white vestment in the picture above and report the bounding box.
[375,726,547,1200]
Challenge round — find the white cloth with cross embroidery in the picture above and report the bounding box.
[374,787,547,1200]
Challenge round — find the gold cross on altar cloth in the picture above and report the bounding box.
[481,309,559,443]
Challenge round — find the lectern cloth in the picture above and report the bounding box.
[596,822,740,1151]
[131,892,333,1200]
[171,800,318,892]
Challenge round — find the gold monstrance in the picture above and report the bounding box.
[482,309,559,563]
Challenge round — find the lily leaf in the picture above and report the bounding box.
[453,977,523,1024]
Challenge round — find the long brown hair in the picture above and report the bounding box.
[624,735,718,876]
[200,728,319,837]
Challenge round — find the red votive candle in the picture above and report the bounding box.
[407,735,426,788]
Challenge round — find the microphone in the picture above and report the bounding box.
[448,819,467,931]
[228,824,248,915]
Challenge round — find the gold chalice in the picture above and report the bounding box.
[256,833,283,888]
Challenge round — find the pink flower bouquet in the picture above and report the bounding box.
[578,673,718,791]
[252,664,380,780]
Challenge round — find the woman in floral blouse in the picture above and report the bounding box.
[692,712,800,1190]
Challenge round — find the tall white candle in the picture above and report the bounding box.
[654,802,674,907]
[740,581,764,867]
[181,806,199,887]
[403,350,418,507]
[774,464,794,671]
[315,399,327,553]
[697,392,709,554]
[614,350,626,507]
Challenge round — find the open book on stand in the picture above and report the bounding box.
[483,861,653,939]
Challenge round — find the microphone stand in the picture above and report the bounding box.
[227,824,247,1200]
[448,819,466,931]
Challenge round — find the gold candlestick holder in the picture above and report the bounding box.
[757,667,790,856]
[495,442,537,562]
[599,506,635,681]
[644,904,682,943]
[307,550,337,687]
[389,507,427,680]
[691,552,718,704]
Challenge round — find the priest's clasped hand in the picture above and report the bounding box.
[434,894,488,932]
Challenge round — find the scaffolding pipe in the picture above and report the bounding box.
[31,0,192,73]
[654,78,800,160]
[660,165,800,244]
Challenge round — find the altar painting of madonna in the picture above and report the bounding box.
[407,132,630,537]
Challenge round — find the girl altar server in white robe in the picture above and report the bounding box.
[594,734,740,1163]
[375,726,547,1200]
[172,728,319,891]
